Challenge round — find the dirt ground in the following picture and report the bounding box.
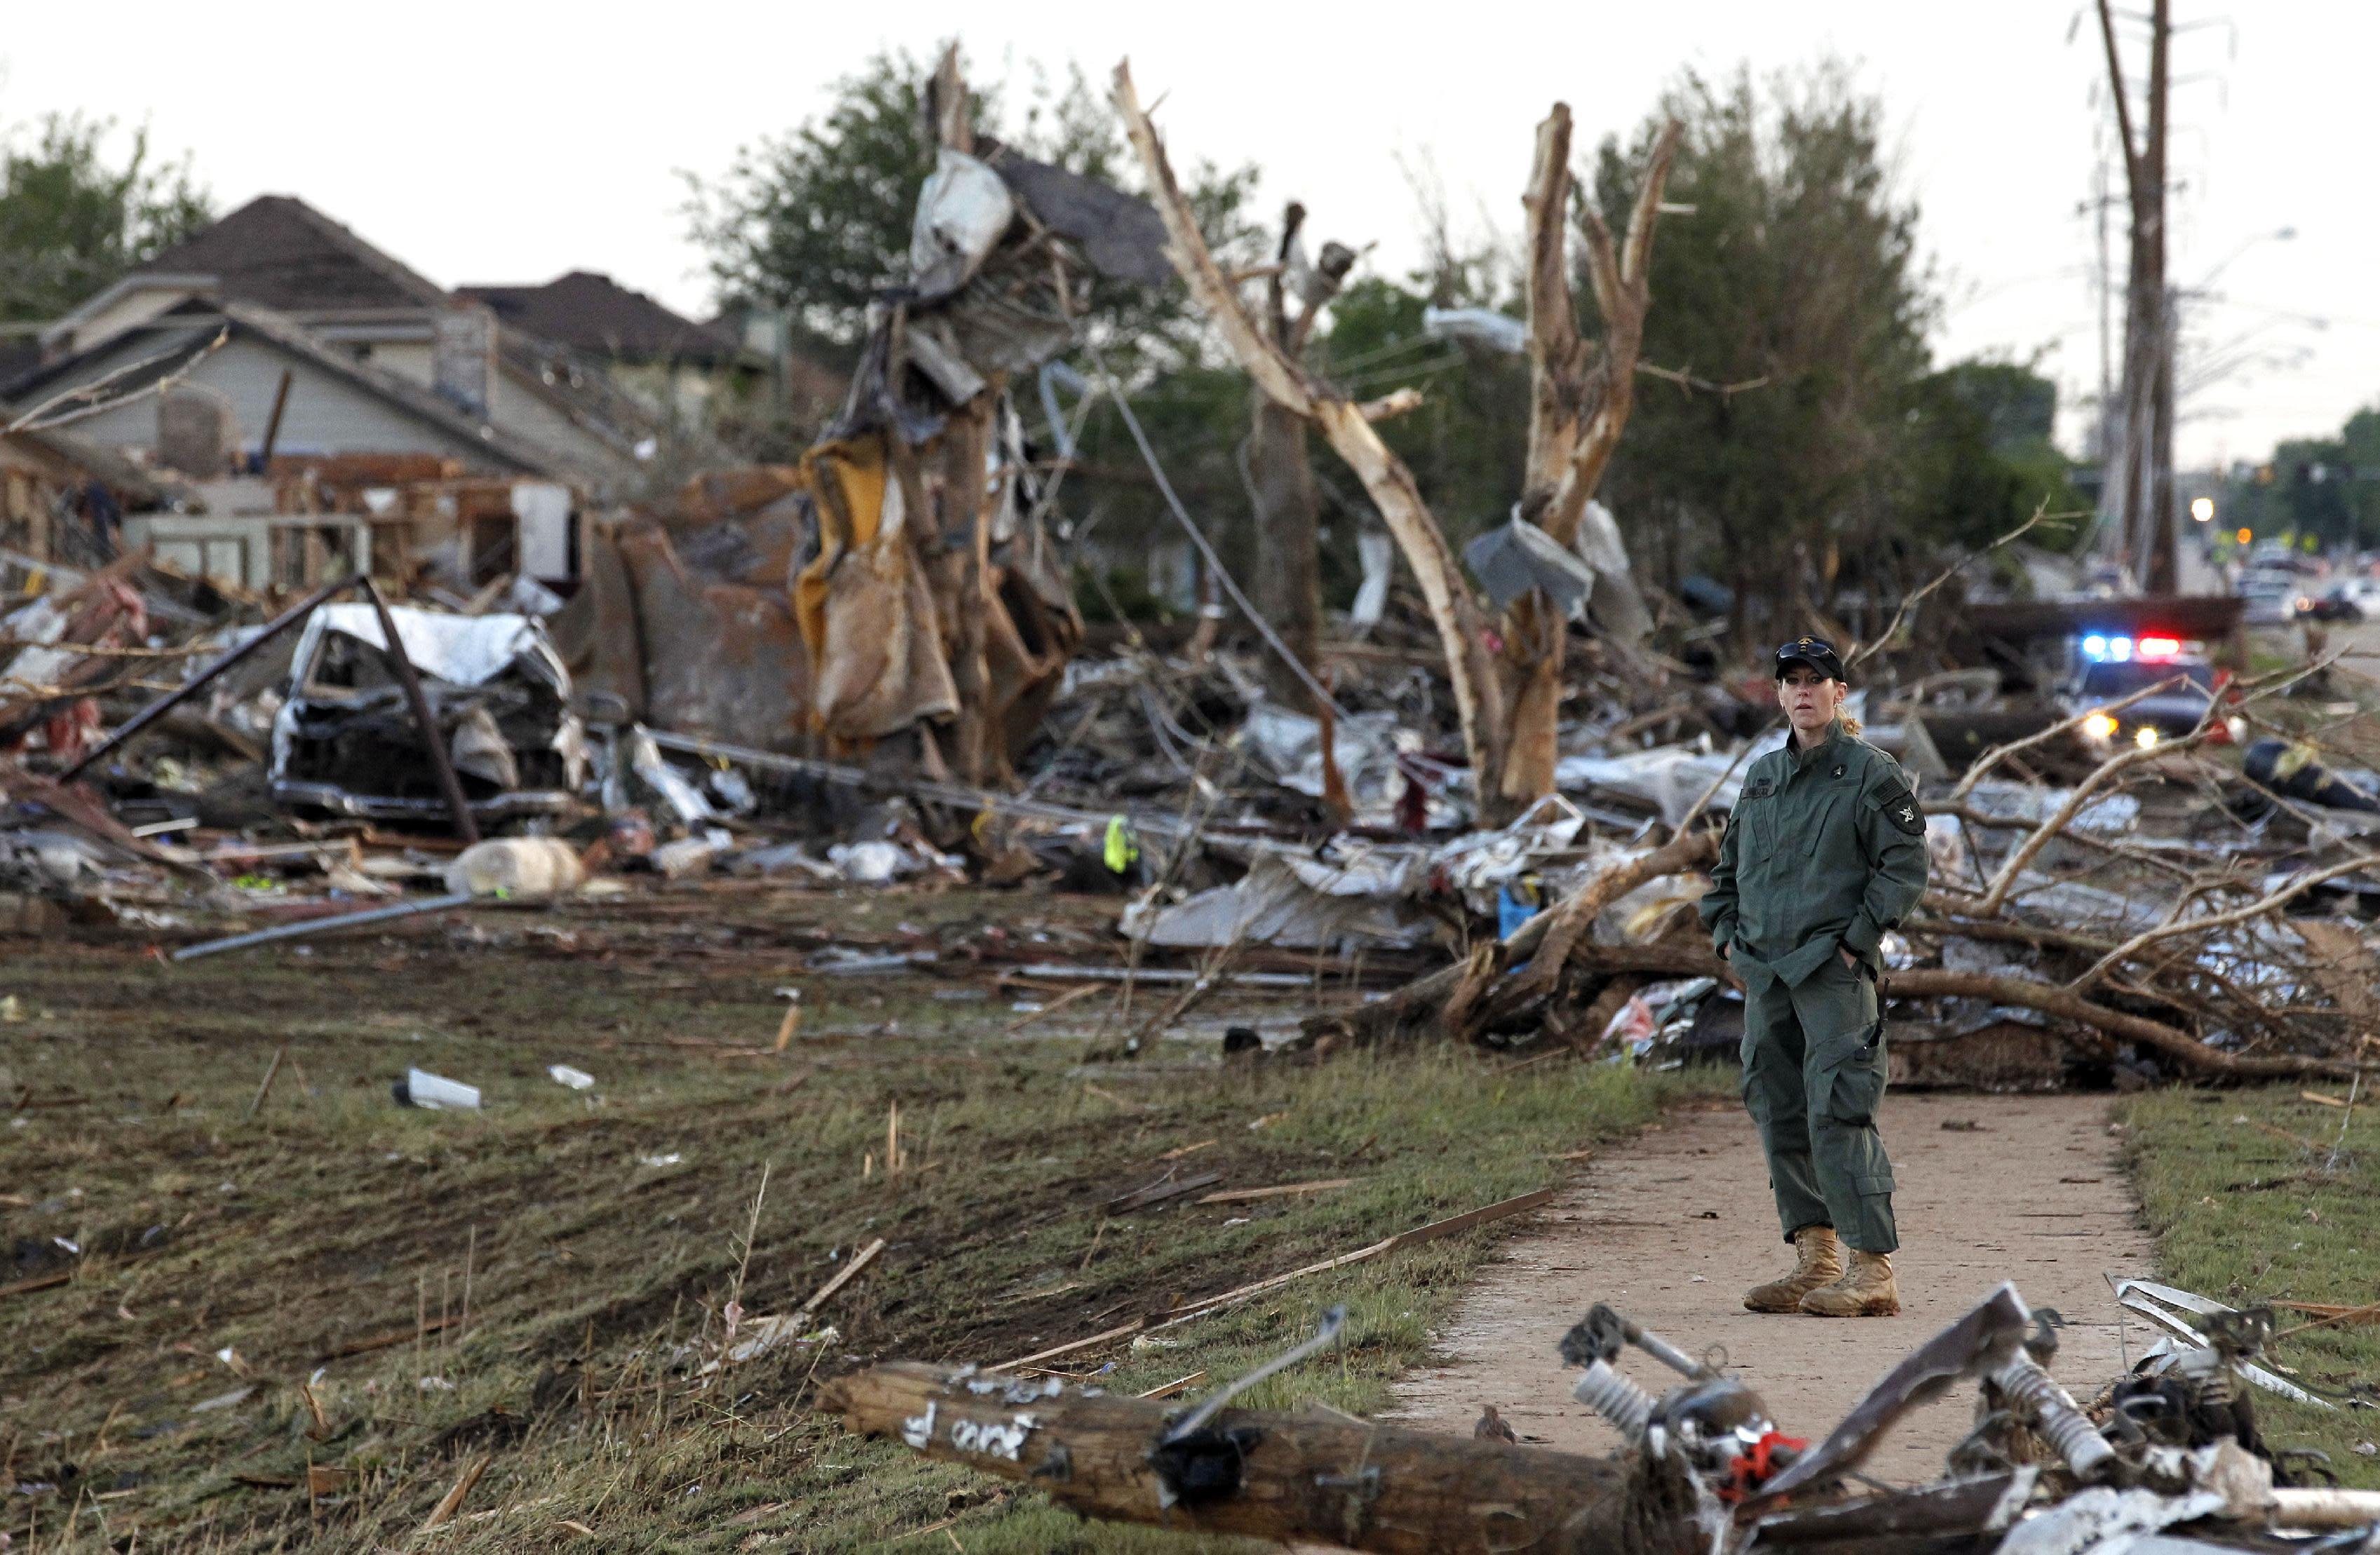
[1384,1087,2155,1484]
[0,890,1685,1554]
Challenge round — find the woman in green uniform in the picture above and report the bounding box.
[1699,639,1928,1317]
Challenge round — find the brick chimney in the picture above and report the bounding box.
[433,301,497,417]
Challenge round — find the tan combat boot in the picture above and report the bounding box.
[1799,1250,1900,1317]
[1743,1226,1844,1313]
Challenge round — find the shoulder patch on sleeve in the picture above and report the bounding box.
[1874,780,1925,836]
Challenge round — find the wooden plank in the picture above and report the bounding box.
[1105,1171,1221,1214]
[797,1237,886,1318]
[1196,1179,1355,1206]
[1156,1187,1558,1326]
[320,1312,457,1359]
[989,1319,1144,1373]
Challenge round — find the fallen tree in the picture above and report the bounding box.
[1299,829,1719,1051]
[1506,941,2362,1082]
[824,1361,1698,1555]
[1291,633,2380,1083]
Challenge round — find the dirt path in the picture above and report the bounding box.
[1384,1089,2154,1484]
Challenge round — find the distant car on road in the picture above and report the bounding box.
[2296,577,2380,623]
[2057,635,2236,747]
[2242,577,2299,625]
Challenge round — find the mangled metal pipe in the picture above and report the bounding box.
[360,576,480,844]
[58,573,358,782]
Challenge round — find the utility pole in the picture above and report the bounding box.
[2094,159,2114,466]
[2097,0,2175,594]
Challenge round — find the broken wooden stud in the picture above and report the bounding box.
[360,574,481,845]
[418,1451,492,1533]
[244,1045,287,1120]
[797,1237,887,1319]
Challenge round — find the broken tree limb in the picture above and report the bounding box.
[1541,118,1681,551]
[1295,831,1717,1051]
[1356,386,1424,422]
[1309,395,1510,792]
[2064,854,2380,994]
[1973,728,2214,916]
[1114,60,1506,802]
[1112,67,1309,417]
[825,1361,1695,1555]
[1946,673,2189,804]
[1849,505,2053,671]
[1513,830,1718,1003]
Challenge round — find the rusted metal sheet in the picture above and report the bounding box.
[617,522,813,755]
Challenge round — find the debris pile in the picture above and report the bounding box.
[1,48,2374,1100]
[828,1278,2380,1554]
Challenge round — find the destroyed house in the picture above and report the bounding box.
[0,195,740,594]
[3,195,679,489]
[457,270,767,424]
[1,424,165,573]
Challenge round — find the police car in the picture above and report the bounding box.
[2055,633,2243,749]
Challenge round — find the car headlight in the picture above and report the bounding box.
[2083,712,2119,742]
[2134,725,2160,749]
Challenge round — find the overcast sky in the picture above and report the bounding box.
[4,1,2368,468]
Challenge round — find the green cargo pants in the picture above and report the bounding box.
[1739,953,1898,1253]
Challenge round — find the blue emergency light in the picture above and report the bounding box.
[2081,632,2181,663]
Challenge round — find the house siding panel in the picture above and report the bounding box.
[48,336,501,468]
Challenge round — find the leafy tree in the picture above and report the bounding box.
[1315,276,1529,552]
[687,48,1256,362]
[0,112,211,324]
[2214,405,2380,554]
[1899,361,2086,554]
[687,46,1260,488]
[1581,63,1941,643]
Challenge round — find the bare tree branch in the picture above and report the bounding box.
[6,327,229,436]
[1113,59,1502,787]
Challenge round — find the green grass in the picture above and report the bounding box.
[0,896,1689,1554]
[2118,1083,2380,1486]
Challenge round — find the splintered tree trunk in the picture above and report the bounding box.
[1112,67,1675,821]
[825,1362,1698,1555]
[1249,398,1325,710]
[1489,108,1680,820]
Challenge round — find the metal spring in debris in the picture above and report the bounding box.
[1572,1360,1655,1444]
[2195,1365,2235,1411]
[1992,1357,2116,1479]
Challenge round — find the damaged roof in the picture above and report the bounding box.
[124,193,449,313]
[458,273,749,368]
[980,145,1175,288]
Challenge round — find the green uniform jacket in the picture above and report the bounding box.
[1699,725,1928,991]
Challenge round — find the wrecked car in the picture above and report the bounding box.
[269,604,586,821]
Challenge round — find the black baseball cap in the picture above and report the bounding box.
[1774,637,1846,682]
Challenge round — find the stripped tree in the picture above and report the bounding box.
[1113,62,1679,822]
[1248,202,1355,713]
